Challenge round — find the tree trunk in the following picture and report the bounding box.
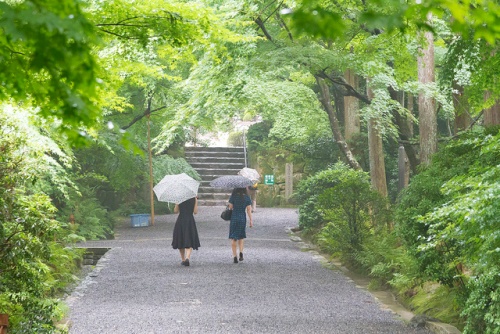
[453,83,472,133]
[316,76,362,171]
[344,69,360,141]
[407,93,414,137]
[484,91,500,127]
[389,87,418,175]
[417,16,437,166]
[398,145,410,192]
[367,82,388,197]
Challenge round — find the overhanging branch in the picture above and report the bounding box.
[121,106,167,130]
[317,70,371,104]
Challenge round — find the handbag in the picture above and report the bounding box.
[221,206,232,221]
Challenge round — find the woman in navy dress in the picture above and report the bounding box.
[172,197,199,266]
[228,188,253,263]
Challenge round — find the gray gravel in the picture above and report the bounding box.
[67,207,431,334]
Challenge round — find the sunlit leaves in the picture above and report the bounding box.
[289,0,500,44]
[287,5,345,40]
[0,0,100,142]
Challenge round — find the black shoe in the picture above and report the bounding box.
[239,252,244,261]
[181,261,185,266]
[233,256,238,264]
[184,258,190,266]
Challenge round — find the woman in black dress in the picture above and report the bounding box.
[172,197,200,266]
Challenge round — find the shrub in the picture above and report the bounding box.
[395,130,498,285]
[355,231,420,288]
[0,113,81,333]
[396,130,500,333]
[227,131,244,146]
[461,269,500,334]
[298,162,390,262]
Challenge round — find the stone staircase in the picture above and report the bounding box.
[185,146,246,206]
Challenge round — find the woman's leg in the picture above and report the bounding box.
[231,239,239,263]
[185,247,192,260]
[182,247,192,266]
[231,239,238,257]
[238,239,244,261]
[179,249,186,261]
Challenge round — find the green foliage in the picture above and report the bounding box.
[297,165,343,231]
[153,155,200,183]
[395,130,494,284]
[69,195,112,240]
[227,131,244,146]
[461,269,500,334]
[73,140,149,222]
[286,3,344,40]
[247,121,272,153]
[0,0,100,143]
[0,111,81,333]
[288,0,500,44]
[396,130,500,332]
[298,163,390,262]
[410,283,462,327]
[355,232,420,288]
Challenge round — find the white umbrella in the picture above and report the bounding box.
[210,175,254,189]
[153,173,200,204]
[238,167,260,182]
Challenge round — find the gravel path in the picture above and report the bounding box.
[67,207,431,334]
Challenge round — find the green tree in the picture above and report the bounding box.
[0,0,100,143]
[0,107,83,333]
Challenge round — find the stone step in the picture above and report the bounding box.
[197,192,231,200]
[185,146,244,153]
[190,162,245,169]
[185,146,248,206]
[198,186,231,193]
[185,152,245,163]
[187,157,246,164]
[197,169,244,177]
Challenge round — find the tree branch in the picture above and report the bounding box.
[258,0,281,19]
[121,106,167,130]
[254,16,274,42]
[315,76,362,171]
[449,110,485,139]
[263,1,283,23]
[96,28,141,40]
[96,23,154,29]
[317,70,371,104]
[276,12,293,42]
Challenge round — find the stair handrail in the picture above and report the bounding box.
[243,129,248,167]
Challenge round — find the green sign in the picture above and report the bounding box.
[264,174,274,185]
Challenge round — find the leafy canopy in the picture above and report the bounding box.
[0,0,100,143]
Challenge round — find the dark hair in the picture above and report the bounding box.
[232,188,248,197]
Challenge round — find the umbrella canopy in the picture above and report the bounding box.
[238,167,260,182]
[153,173,200,204]
[210,175,254,189]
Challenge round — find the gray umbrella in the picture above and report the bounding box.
[209,175,254,189]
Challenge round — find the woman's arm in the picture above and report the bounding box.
[193,197,198,214]
[246,205,253,227]
[174,204,179,214]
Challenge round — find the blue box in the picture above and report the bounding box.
[130,214,150,227]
